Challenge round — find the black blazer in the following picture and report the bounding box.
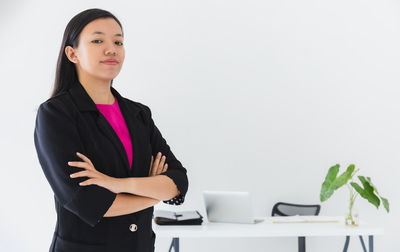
[34,80,189,252]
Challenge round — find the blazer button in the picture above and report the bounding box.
[129,224,138,232]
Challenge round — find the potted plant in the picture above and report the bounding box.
[320,164,389,226]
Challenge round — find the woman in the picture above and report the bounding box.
[34,8,189,252]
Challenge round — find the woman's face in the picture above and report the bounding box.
[66,18,125,83]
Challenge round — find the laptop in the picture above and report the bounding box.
[203,191,264,224]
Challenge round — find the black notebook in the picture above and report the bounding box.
[153,210,203,225]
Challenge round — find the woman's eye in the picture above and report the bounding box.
[92,40,102,43]
[116,41,124,46]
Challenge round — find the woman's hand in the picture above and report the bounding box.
[68,152,123,194]
[149,152,168,176]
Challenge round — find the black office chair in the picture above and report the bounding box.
[271,202,321,252]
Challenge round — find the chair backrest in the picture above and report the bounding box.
[271,202,321,217]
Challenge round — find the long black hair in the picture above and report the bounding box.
[51,8,123,98]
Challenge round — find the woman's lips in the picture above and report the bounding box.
[101,60,118,65]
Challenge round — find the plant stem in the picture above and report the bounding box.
[346,184,357,225]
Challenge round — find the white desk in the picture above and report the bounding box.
[152,216,383,252]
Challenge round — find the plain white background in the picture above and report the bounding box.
[0,0,398,251]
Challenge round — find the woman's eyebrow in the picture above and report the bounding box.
[91,31,123,37]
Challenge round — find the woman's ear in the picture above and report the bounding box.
[65,46,78,64]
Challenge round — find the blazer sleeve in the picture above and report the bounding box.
[34,100,117,227]
[143,105,189,205]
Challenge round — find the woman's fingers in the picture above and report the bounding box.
[76,152,94,166]
[152,152,162,175]
[79,178,94,186]
[68,161,91,170]
[162,163,168,173]
[70,170,91,178]
[149,152,168,176]
[150,154,158,176]
[157,155,166,174]
[153,152,161,168]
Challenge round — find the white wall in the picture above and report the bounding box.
[0,0,398,251]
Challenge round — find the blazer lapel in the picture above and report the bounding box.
[110,86,145,177]
[68,81,143,176]
[96,113,131,175]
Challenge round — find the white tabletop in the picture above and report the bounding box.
[152,216,384,238]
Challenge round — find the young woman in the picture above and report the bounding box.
[34,8,188,252]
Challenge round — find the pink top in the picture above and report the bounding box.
[96,98,133,170]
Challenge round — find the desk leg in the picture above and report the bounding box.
[359,236,367,252]
[168,237,180,252]
[343,235,373,252]
[343,236,350,252]
[369,235,373,252]
[298,237,305,252]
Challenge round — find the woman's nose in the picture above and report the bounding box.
[105,49,116,56]
[104,43,117,56]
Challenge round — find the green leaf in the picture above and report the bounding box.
[350,178,380,209]
[320,164,339,202]
[332,164,355,189]
[363,176,390,213]
[381,197,390,213]
[320,164,355,202]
